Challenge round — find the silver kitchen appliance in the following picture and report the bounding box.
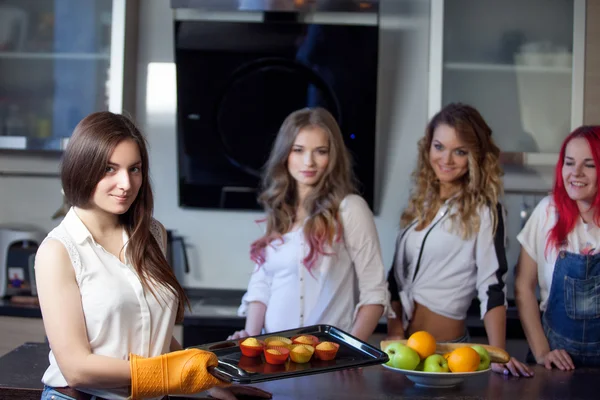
[0,225,46,297]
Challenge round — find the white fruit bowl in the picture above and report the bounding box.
[382,364,491,388]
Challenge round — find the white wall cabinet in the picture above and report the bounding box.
[0,0,138,152]
[428,0,586,192]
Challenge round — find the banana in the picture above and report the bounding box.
[380,339,510,364]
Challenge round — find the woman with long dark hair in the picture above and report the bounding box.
[36,112,269,400]
[516,126,600,370]
[229,107,389,342]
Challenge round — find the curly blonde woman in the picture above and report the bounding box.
[387,103,533,377]
[229,107,389,342]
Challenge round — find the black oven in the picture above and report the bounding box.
[173,5,379,211]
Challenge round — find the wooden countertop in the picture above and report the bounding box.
[2,342,600,399]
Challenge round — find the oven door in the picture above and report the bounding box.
[174,17,379,211]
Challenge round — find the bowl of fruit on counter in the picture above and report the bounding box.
[380,331,510,388]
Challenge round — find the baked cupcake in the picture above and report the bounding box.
[291,334,319,347]
[263,346,290,365]
[264,336,293,349]
[239,337,264,357]
[289,344,315,363]
[315,341,340,361]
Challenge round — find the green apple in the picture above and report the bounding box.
[471,345,491,371]
[423,354,450,373]
[384,343,420,370]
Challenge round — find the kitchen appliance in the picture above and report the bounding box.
[0,226,46,298]
[166,229,190,284]
[172,0,380,211]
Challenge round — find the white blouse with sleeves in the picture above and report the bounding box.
[390,201,509,330]
[238,194,389,334]
[40,208,177,400]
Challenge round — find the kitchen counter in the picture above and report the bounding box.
[0,299,42,318]
[1,342,599,400]
[0,288,527,348]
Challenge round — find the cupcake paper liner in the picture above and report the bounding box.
[239,339,265,357]
[315,342,340,361]
[290,344,315,363]
[264,346,290,365]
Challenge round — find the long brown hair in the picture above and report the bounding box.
[401,103,504,238]
[61,111,188,322]
[250,107,357,270]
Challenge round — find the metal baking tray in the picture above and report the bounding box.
[191,325,389,384]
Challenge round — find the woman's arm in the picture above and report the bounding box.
[386,269,405,338]
[35,240,131,388]
[244,301,267,336]
[514,248,551,361]
[352,305,384,342]
[229,265,272,340]
[476,205,532,376]
[228,302,266,340]
[514,249,574,371]
[483,305,507,350]
[340,195,388,340]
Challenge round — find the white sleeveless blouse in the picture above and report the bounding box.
[40,208,177,400]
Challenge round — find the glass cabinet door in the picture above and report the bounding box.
[429,0,585,163]
[0,0,118,151]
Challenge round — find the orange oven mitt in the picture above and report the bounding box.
[129,348,229,399]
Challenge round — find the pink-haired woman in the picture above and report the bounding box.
[516,126,600,370]
[229,107,389,342]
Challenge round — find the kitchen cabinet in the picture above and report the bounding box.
[0,0,138,152]
[584,0,600,124]
[428,0,586,192]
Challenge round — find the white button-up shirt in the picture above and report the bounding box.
[41,208,176,400]
[238,195,389,333]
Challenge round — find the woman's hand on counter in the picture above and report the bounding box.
[208,386,272,400]
[538,349,575,371]
[492,357,534,377]
[227,329,249,340]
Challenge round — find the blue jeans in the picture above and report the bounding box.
[41,386,103,400]
[542,251,600,367]
[442,330,471,343]
[41,386,75,400]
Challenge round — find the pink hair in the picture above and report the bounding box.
[250,217,343,272]
[547,126,600,253]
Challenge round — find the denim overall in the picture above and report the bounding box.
[542,251,600,366]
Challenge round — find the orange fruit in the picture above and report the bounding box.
[447,347,480,373]
[406,331,437,360]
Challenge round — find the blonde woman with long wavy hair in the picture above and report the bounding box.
[387,103,533,377]
[229,107,389,342]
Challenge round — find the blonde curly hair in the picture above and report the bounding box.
[401,103,504,238]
